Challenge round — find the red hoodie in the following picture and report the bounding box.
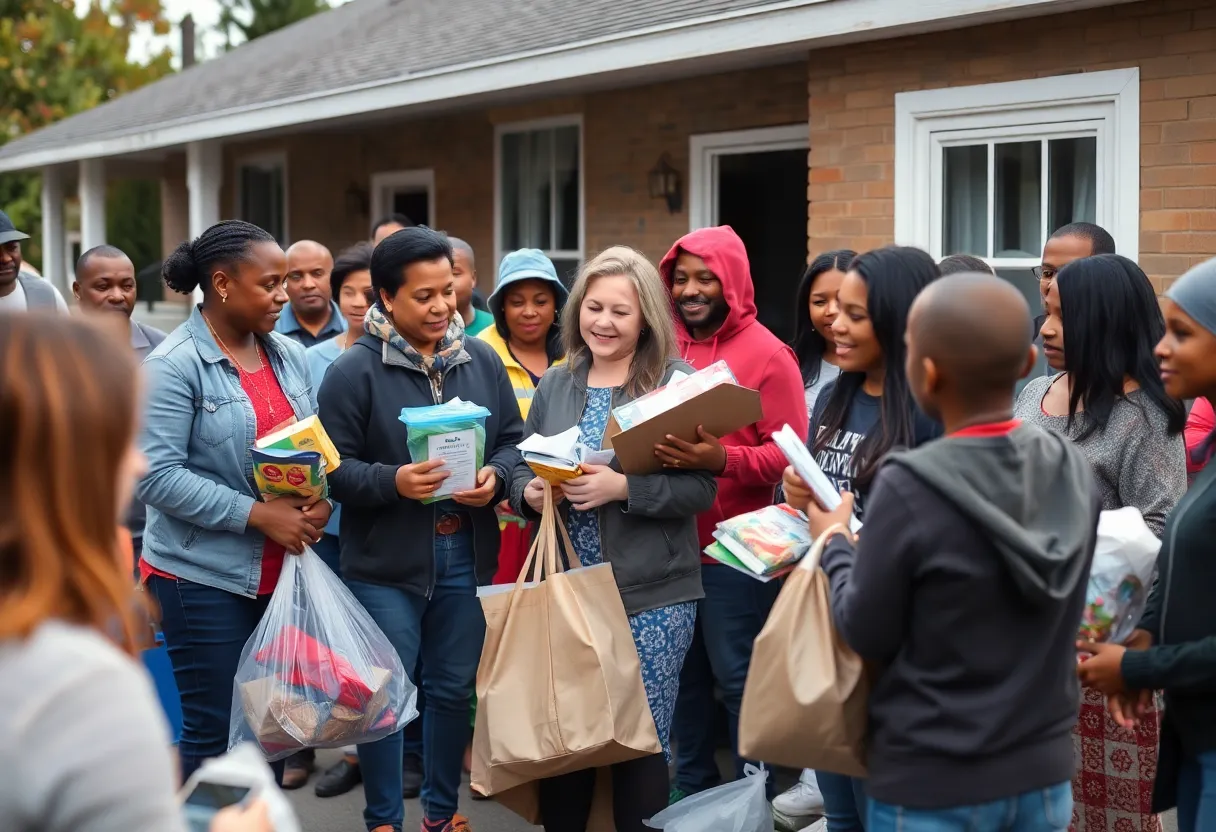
[659,226,808,557]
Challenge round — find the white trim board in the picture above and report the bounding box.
[689,124,809,231]
[0,0,1133,173]
[370,169,436,227]
[493,114,586,278]
[893,68,1140,262]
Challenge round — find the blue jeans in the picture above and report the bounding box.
[147,575,282,784]
[866,782,1072,832]
[672,563,782,795]
[1177,751,1216,832]
[819,772,868,831]
[311,533,342,575]
[346,529,485,831]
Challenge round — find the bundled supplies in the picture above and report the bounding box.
[399,398,492,503]
[1078,507,1160,644]
[604,360,763,475]
[252,416,341,502]
[517,426,616,485]
[706,504,812,581]
[229,547,417,760]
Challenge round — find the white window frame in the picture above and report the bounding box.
[234,150,289,245]
[894,68,1140,265]
[688,124,809,232]
[370,169,435,227]
[493,114,584,274]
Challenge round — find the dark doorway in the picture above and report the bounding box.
[716,148,807,344]
[392,190,431,227]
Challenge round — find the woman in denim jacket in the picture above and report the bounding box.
[136,220,330,782]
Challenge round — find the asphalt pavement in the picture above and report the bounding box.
[284,750,1178,832]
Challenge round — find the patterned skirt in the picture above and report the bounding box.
[1071,686,1163,832]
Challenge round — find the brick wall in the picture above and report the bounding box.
[222,62,807,290]
[808,0,1216,290]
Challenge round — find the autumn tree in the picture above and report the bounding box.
[0,0,172,271]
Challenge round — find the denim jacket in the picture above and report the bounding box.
[137,305,313,597]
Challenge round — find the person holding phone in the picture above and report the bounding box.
[0,313,271,832]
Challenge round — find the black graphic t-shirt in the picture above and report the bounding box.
[807,381,941,520]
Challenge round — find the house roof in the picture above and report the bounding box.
[0,0,1121,173]
[0,0,779,163]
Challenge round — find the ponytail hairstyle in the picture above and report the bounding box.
[792,249,856,388]
[813,246,941,489]
[162,220,276,296]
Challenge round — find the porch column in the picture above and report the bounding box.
[79,157,107,252]
[39,165,67,297]
[186,140,222,304]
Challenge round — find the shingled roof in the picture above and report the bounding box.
[0,0,781,164]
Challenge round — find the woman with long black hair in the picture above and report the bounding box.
[1015,252,1187,832]
[791,249,855,417]
[781,246,943,831]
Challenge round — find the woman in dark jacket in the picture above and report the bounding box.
[317,226,524,832]
[509,246,717,832]
[1078,256,1216,832]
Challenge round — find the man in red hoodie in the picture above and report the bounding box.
[656,226,808,800]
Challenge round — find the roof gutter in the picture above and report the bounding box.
[0,0,1126,173]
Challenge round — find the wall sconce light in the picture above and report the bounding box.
[648,153,683,214]
[345,182,369,217]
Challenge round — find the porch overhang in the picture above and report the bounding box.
[0,0,1132,174]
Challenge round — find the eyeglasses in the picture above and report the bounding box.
[1031,266,1057,280]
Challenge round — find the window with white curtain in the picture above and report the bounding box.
[895,69,1139,386]
[497,118,583,283]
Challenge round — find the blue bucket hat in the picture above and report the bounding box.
[489,249,569,317]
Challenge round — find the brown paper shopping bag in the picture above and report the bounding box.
[739,523,869,778]
[471,482,660,819]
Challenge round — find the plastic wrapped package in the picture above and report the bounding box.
[229,547,417,761]
[1079,507,1161,644]
[713,504,812,578]
[645,764,771,832]
[399,398,492,504]
[611,360,737,431]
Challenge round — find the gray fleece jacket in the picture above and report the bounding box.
[509,357,716,615]
[820,422,1100,808]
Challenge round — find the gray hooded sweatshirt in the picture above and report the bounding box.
[819,422,1100,809]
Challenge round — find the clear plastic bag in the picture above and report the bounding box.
[229,547,418,761]
[1079,507,1161,644]
[645,764,771,832]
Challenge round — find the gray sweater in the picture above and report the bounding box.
[1014,375,1187,536]
[0,622,185,832]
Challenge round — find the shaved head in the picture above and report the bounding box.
[286,239,331,262]
[908,273,1034,409]
[448,237,475,267]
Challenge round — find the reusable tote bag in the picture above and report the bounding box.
[471,482,661,803]
[738,523,869,778]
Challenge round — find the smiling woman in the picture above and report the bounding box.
[316,226,525,832]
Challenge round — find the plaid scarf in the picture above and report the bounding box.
[364,305,468,402]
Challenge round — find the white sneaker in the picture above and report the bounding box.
[772,770,824,831]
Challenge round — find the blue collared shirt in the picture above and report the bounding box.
[274,300,347,348]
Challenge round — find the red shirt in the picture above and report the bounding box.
[951,419,1021,439]
[141,351,295,595]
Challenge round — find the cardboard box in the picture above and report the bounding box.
[606,382,763,475]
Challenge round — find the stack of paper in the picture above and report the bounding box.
[773,424,862,533]
[610,360,738,431]
[705,504,812,581]
[518,427,616,484]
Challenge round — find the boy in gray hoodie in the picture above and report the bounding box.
[803,274,1100,831]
